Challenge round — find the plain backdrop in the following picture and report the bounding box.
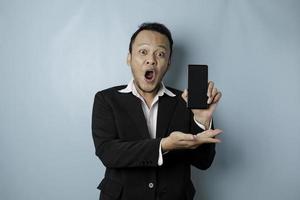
[1,0,299,199]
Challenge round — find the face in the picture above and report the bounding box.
[127,30,171,96]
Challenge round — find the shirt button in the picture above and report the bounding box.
[148,182,154,189]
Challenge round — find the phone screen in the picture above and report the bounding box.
[187,65,208,109]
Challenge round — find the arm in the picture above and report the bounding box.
[161,82,222,169]
[186,116,216,170]
[183,81,222,169]
[92,92,161,168]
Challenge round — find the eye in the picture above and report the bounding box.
[157,51,166,58]
[139,49,147,55]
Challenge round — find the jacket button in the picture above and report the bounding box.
[148,182,154,189]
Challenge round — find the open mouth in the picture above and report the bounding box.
[144,70,155,82]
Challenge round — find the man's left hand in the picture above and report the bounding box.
[181,81,222,129]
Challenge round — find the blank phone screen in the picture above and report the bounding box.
[187,65,208,109]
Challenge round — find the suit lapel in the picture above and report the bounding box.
[119,93,150,139]
[156,95,178,139]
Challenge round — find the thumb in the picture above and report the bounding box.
[181,89,188,103]
[208,100,219,113]
[209,103,218,112]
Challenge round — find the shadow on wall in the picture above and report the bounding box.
[164,42,187,90]
[165,43,247,199]
[191,119,246,199]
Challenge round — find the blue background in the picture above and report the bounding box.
[1,0,299,199]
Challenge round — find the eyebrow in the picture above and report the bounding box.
[137,43,167,50]
[157,45,167,50]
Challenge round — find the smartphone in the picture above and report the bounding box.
[187,64,208,109]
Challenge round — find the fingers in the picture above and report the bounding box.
[212,87,218,98]
[212,91,222,104]
[207,81,214,100]
[165,132,197,150]
[170,131,193,140]
[207,81,222,104]
[202,137,221,144]
[199,129,222,138]
[207,81,214,104]
[167,130,222,150]
[178,133,195,141]
[174,129,222,142]
[181,89,188,103]
[178,130,222,148]
[183,82,222,105]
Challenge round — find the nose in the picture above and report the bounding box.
[146,55,156,66]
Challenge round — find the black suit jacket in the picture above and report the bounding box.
[92,85,216,200]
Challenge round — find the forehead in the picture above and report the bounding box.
[133,30,170,49]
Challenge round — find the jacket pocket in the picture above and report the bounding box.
[185,180,196,200]
[97,178,123,199]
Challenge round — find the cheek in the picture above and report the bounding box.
[132,55,144,64]
[158,57,169,65]
[130,58,144,70]
[158,61,169,72]
[131,66,143,77]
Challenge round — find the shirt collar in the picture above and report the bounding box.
[118,79,176,98]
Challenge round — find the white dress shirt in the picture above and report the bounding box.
[119,79,210,166]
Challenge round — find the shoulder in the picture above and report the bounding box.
[164,86,187,106]
[165,86,183,96]
[94,85,126,99]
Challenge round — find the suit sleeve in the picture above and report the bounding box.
[92,92,161,169]
[185,110,216,170]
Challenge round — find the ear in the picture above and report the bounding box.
[127,53,131,66]
[167,58,171,66]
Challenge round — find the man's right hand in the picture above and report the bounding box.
[161,129,222,152]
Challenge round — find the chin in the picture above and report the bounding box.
[142,86,156,93]
[140,83,159,93]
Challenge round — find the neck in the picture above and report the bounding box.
[134,83,160,108]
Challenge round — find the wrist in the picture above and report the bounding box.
[194,116,211,130]
[161,138,172,152]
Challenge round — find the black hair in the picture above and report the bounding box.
[129,22,173,58]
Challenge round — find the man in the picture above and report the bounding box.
[92,22,222,200]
